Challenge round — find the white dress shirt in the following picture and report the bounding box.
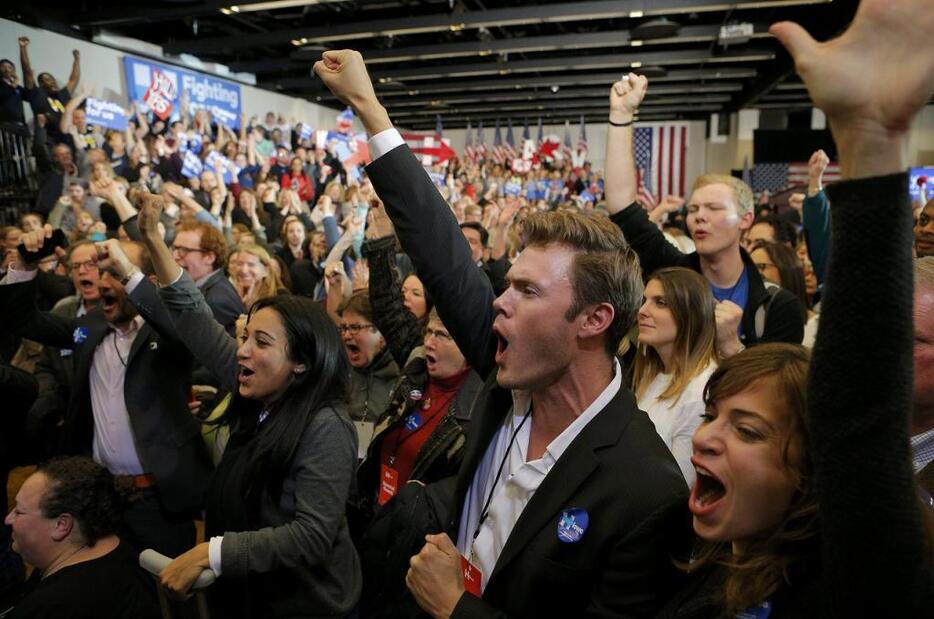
[455,359,622,591]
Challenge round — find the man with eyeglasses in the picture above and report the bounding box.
[171,220,243,334]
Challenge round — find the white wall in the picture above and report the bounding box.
[0,17,351,131]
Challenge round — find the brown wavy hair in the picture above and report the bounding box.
[683,343,819,614]
[632,267,718,404]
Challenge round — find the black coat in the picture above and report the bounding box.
[367,144,692,618]
[0,276,213,514]
[610,205,805,347]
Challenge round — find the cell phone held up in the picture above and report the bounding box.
[17,229,67,263]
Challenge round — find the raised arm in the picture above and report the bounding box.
[802,149,832,285]
[314,50,497,378]
[18,38,35,91]
[59,87,87,136]
[604,73,646,215]
[772,0,934,612]
[137,197,239,390]
[65,49,80,96]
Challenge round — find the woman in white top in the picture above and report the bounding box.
[633,267,718,487]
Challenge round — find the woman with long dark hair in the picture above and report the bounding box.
[632,267,718,486]
[138,199,360,618]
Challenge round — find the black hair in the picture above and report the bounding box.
[219,295,350,504]
[752,240,809,309]
[38,456,126,546]
[752,215,799,246]
[459,221,489,247]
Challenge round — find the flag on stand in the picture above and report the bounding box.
[536,117,543,146]
[636,168,658,210]
[464,120,476,163]
[492,120,505,165]
[504,118,517,161]
[634,124,689,199]
[575,114,588,167]
[751,161,841,193]
[741,155,752,188]
[561,120,573,162]
[337,108,354,134]
[476,120,487,162]
[435,115,444,139]
[522,118,530,143]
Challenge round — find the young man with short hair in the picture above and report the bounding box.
[604,76,805,357]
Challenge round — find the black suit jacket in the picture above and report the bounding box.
[367,144,691,618]
[0,276,213,513]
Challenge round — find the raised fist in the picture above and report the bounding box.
[609,73,649,117]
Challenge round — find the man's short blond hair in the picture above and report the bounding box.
[692,174,755,216]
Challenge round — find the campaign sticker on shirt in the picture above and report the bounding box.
[556,508,589,543]
[404,413,422,431]
[409,389,423,401]
[73,327,89,345]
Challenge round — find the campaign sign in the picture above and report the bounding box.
[299,123,313,141]
[123,56,242,128]
[910,167,934,203]
[85,97,129,131]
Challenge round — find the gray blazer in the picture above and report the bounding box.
[158,273,362,616]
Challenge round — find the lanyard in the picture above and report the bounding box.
[471,410,531,545]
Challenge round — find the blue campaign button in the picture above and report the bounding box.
[73,327,89,345]
[404,413,422,431]
[409,389,423,401]
[556,508,589,543]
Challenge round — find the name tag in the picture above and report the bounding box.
[378,464,399,506]
[460,555,482,597]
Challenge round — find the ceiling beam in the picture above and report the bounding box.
[232,23,771,74]
[400,104,722,125]
[271,48,775,90]
[163,0,829,55]
[388,95,731,118]
[383,83,744,109]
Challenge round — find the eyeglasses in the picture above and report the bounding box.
[171,245,205,257]
[424,327,454,343]
[339,323,375,335]
[69,259,99,272]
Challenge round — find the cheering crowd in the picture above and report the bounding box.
[2,1,934,617]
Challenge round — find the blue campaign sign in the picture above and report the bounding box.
[122,56,242,129]
[85,97,128,131]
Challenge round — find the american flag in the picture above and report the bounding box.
[634,124,689,199]
[492,120,506,165]
[562,120,573,162]
[503,118,518,161]
[464,120,477,163]
[536,117,543,146]
[751,162,841,194]
[577,114,588,160]
[435,115,443,139]
[476,120,487,162]
[637,168,658,210]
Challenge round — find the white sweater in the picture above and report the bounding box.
[637,361,717,488]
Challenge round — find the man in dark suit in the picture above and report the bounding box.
[170,220,244,333]
[316,51,690,618]
[0,228,213,558]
